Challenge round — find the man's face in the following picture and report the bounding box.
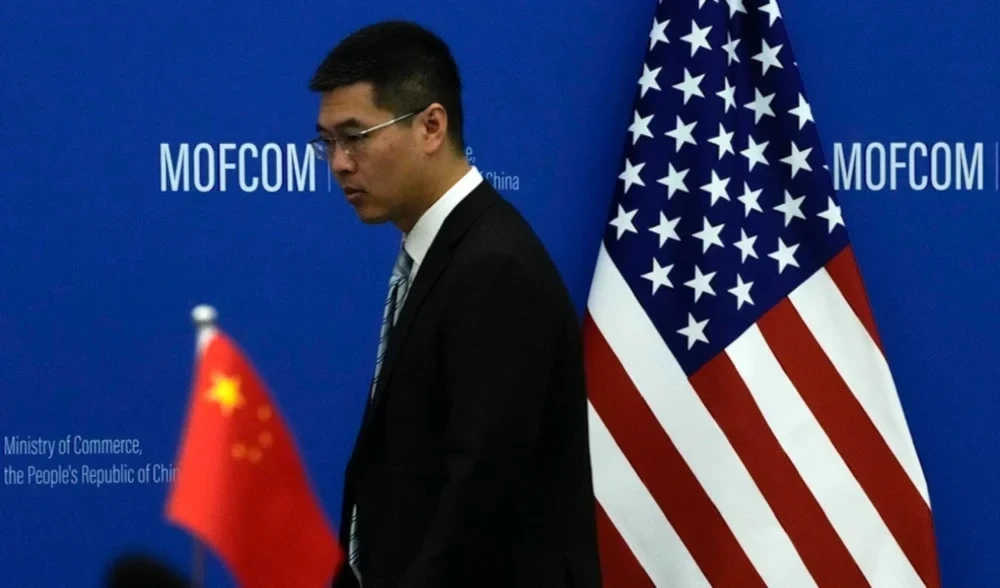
[315,83,419,226]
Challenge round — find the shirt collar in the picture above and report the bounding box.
[403,166,483,268]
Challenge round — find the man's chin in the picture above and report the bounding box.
[352,205,390,225]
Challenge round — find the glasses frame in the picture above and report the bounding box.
[309,105,429,160]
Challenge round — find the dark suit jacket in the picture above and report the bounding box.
[332,181,602,588]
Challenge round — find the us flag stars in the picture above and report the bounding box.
[610,0,847,367]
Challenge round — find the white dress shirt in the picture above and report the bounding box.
[402,166,484,282]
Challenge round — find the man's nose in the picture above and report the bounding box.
[330,145,355,175]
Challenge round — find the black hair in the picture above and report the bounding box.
[309,20,465,152]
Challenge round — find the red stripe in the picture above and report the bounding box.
[689,352,870,587]
[825,246,883,351]
[595,501,654,588]
[758,299,942,588]
[582,314,766,587]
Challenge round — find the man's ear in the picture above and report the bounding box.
[418,103,449,154]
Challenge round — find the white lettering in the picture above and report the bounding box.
[833,143,862,191]
[160,144,189,191]
[833,142,985,191]
[890,142,906,190]
[239,144,259,191]
[288,145,316,192]
[261,143,282,192]
[219,143,236,192]
[957,142,984,190]
[865,143,886,191]
[483,170,520,191]
[909,143,928,190]
[159,143,317,193]
[930,143,951,190]
[152,463,178,483]
[193,143,215,192]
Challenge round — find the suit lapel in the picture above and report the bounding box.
[351,182,499,452]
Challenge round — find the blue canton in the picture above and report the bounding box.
[603,0,850,376]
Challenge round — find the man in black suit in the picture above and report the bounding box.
[309,20,602,588]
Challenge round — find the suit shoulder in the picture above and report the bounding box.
[454,197,546,261]
[450,204,575,304]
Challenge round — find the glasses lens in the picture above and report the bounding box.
[310,139,327,160]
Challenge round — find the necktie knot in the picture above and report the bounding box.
[392,247,413,283]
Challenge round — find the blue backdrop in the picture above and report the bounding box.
[2,1,997,586]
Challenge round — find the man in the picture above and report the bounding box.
[309,20,602,588]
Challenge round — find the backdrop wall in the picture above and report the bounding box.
[2,1,997,586]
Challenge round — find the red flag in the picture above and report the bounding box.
[165,326,343,587]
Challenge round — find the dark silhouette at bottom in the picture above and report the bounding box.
[104,553,190,588]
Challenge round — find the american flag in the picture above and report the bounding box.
[581,1,942,586]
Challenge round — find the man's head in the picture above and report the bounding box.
[103,553,189,588]
[309,20,469,231]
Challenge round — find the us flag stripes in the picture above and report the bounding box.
[581,1,942,586]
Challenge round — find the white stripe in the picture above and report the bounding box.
[728,325,924,587]
[586,243,812,587]
[587,404,709,587]
[789,268,930,503]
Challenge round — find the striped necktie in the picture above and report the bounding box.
[348,243,414,578]
[370,245,414,397]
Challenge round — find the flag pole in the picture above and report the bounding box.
[192,540,205,588]
[189,303,218,588]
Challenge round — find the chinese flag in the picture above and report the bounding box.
[165,327,343,587]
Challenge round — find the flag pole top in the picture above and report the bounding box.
[191,304,218,327]
[191,305,219,356]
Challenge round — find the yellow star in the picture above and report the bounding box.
[206,372,244,417]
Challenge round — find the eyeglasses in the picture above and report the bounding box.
[309,107,426,160]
